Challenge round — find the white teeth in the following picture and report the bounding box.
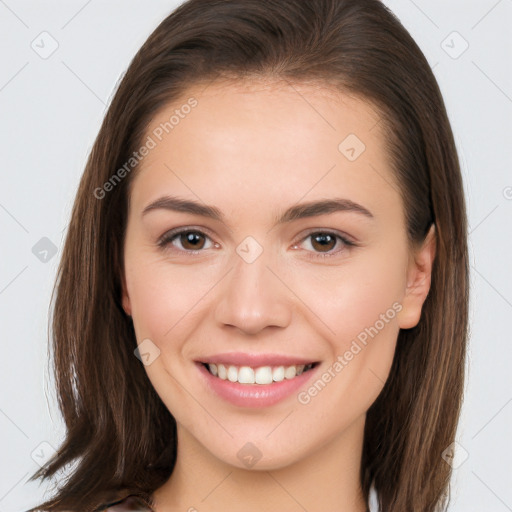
[284,365,297,379]
[205,362,315,385]
[255,366,273,384]
[217,364,227,380]
[227,365,238,382]
[238,366,255,384]
[272,366,285,382]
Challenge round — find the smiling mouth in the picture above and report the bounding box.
[201,362,319,385]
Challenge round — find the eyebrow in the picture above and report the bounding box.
[141,195,374,225]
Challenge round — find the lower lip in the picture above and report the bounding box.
[195,362,319,408]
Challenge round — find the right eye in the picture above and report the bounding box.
[157,228,217,254]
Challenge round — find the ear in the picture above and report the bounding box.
[397,223,437,329]
[121,272,132,317]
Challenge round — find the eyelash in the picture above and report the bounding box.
[157,227,356,259]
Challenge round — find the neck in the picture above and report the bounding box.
[152,414,368,512]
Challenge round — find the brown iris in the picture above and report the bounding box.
[179,231,207,250]
[309,233,337,253]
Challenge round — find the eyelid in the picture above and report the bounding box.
[295,227,356,245]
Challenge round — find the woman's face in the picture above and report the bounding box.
[121,80,435,471]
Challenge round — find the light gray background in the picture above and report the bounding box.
[1,1,511,511]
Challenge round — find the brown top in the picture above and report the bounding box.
[101,496,154,511]
[102,484,380,511]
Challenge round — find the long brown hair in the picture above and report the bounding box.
[29,0,469,510]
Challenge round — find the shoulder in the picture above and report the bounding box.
[100,496,154,512]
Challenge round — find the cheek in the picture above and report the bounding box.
[287,245,406,413]
[291,245,407,352]
[124,256,221,344]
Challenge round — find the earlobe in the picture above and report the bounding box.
[397,224,437,329]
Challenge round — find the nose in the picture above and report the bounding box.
[214,246,292,336]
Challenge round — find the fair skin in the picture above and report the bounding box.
[121,79,436,512]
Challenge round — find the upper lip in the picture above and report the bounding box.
[197,352,318,367]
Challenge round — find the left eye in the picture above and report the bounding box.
[292,231,355,258]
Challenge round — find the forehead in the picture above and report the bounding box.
[128,79,400,224]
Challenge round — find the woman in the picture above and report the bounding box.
[28,0,469,511]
